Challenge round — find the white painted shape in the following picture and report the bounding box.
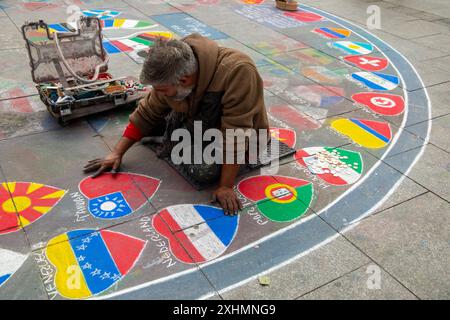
[184,223,227,261]
[0,249,27,278]
[168,205,204,230]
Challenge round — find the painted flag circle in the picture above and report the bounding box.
[344,55,388,71]
[331,118,392,149]
[79,173,160,220]
[152,205,239,264]
[352,92,405,116]
[332,41,373,55]
[0,182,66,235]
[238,176,313,222]
[295,147,363,185]
[46,229,146,299]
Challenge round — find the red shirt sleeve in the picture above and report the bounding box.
[123,121,143,141]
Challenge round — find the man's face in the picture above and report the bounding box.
[152,74,196,101]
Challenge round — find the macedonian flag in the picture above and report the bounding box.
[0,182,66,235]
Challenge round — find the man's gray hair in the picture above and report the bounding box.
[139,38,198,86]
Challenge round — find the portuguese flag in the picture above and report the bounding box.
[237,176,313,222]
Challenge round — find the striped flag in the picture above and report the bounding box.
[153,205,239,264]
[351,72,399,91]
[332,41,373,55]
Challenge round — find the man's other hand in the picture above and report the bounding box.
[83,152,122,178]
[212,186,243,216]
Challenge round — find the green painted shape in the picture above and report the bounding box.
[135,21,153,28]
[324,147,363,174]
[130,37,152,46]
[256,184,313,222]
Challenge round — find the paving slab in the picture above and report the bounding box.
[124,0,182,16]
[0,229,49,299]
[0,96,60,141]
[406,114,450,153]
[0,48,40,100]
[220,235,369,299]
[345,192,450,299]
[0,17,25,50]
[372,175,427,214]
[299,263,418,300]
[384,143,450,201]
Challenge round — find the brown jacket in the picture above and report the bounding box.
[129,33,269,145]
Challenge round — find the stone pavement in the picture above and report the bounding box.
[0,0,448,300]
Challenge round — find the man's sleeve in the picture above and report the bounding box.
[221,63,265,161]
[129,88,171,137]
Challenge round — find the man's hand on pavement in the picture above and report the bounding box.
[212,186,243,216]
[83,152,122,178]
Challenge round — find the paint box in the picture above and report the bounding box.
[22,17,147,124]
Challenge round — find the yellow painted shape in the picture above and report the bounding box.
[27,183,44,195]
[330,28,352,37]
[265,183,297,204]
[41,190,65,199]
[2,182,15,193]
[113,19,126,28]
[18,215,30,227]
[33,206,52,214]
[331,119,387,149]
[46,234,91,299]
[2,196,31,213]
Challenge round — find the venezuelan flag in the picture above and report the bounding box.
[46,229,146,299]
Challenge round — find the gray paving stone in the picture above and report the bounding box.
[373,176,427,214]
[423,82,450,119]
[0,230,49,299]
[299,263,417,300]
[221,236,369,300]
[384,143,450,201]
[412,33,450,54]
[407,114,450,153]
[345,192,450,299]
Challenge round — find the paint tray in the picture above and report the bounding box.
[21,16,147,124]
[144,138,296,190]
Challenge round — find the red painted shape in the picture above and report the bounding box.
[152,211,196,264]
[100,230,146,275]
[352,92,405,116]
[79,173,160,210]
[237,176,279,202]
[357,119,392,141]
[344,55,389,71]
[314,28,340,39]
[269,127,296,148]
[110,40,133,52]
[8,89,34,113]
[284,11,323,22]
[269,105,322,131]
